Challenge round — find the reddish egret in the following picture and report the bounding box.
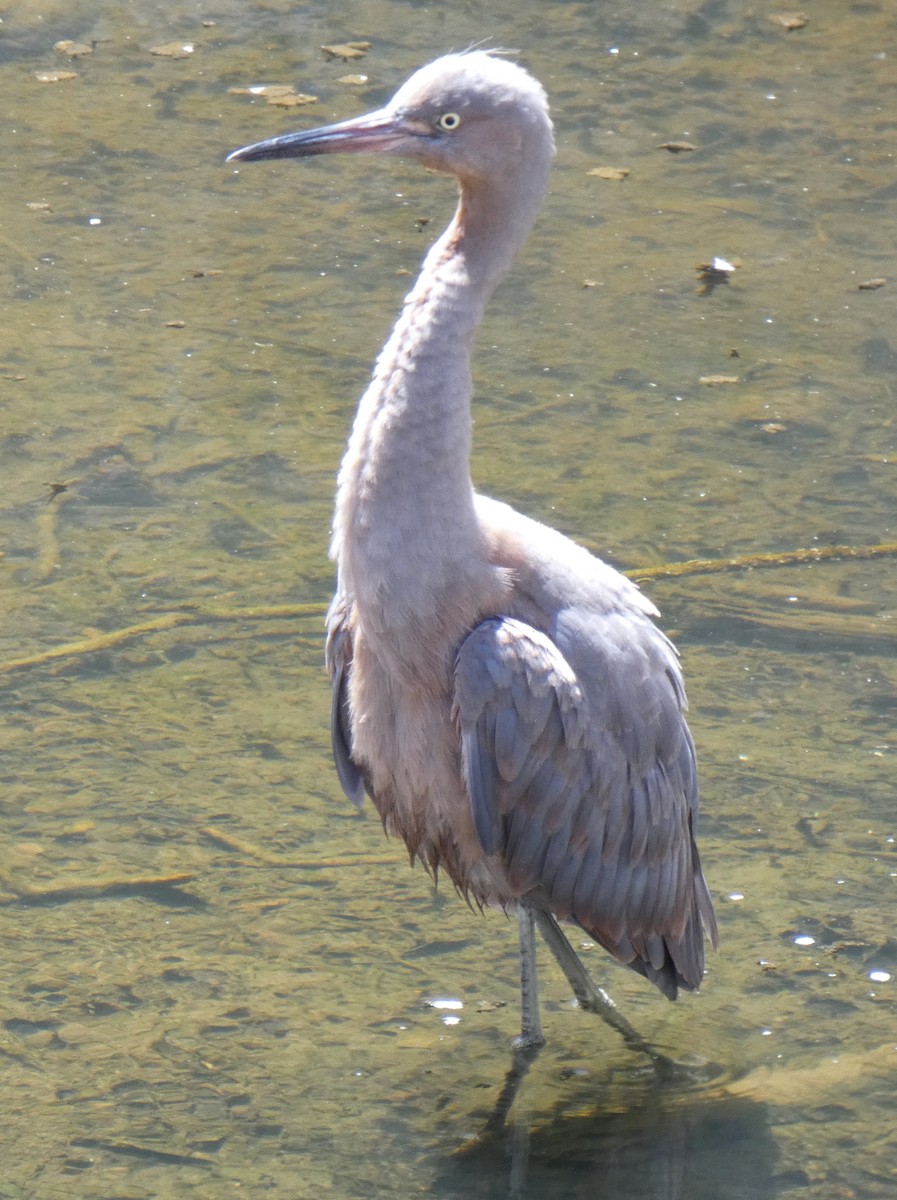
[228,51,717,1060]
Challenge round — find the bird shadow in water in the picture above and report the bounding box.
[440,1076,776,1200]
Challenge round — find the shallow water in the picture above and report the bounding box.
[1,1,895,1197]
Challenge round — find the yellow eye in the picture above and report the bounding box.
[437,112,461,131]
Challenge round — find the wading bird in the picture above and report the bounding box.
[228,51,717,1061]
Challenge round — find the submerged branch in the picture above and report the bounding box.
[0,603,322,676]
[0,541,894,677]
[72,1138,214,1167]
[202,825,399,869]
[0,871,196,907]
[626,539,897,584]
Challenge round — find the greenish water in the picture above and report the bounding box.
[1,1,895,1196]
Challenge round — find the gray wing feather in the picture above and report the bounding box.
[461,720,501,852]
[454,614,716,998]
[325,594,365,810]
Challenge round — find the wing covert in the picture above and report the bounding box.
[453,614,715,996]
[454,617,588,856]
[325,593,365,809]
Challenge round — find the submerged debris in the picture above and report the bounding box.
[229,84,318,108]
[697,256,738,295]
[769,12,808,31]
[321,42,372,61]
[34,69,78,82]
[265,92,317,109]
[54,39,93,57]
[150,42,195,58]
[588,166,630,181]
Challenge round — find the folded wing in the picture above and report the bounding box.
[453,615,717,998]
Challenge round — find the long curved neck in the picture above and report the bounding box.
[332,173,546,631]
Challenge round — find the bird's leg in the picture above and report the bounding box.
[482,906,545,1135]
[532,910,675,1075]
[515,904,545,1049]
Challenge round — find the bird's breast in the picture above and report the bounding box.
[347,624,518,904]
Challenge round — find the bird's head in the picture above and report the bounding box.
[227,51,554,191]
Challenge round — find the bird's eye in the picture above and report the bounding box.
[437,112,461,132]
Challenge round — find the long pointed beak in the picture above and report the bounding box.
[226,107,419,163]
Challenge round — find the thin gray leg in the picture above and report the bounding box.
[515,904,545,1049]
[483,906,545,1135]
[532,909,674,1073]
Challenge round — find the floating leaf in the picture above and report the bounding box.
[150,42,195,58]
[229,84,318,108]
[697,257,736,277]
[54,39,93,57]
[229,83,293,98]
[588,166,629,181]
[268,92,318,108]
[769,12,808,30]
[658,141,697,153]
[696,257,738,295]
[321,42,371,61]
[34,70,78,82]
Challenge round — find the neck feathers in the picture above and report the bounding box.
[332,172,545,632]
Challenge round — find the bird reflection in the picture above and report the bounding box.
[443,1085,774,1200]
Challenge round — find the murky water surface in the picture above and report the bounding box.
[1,1,895,1196]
